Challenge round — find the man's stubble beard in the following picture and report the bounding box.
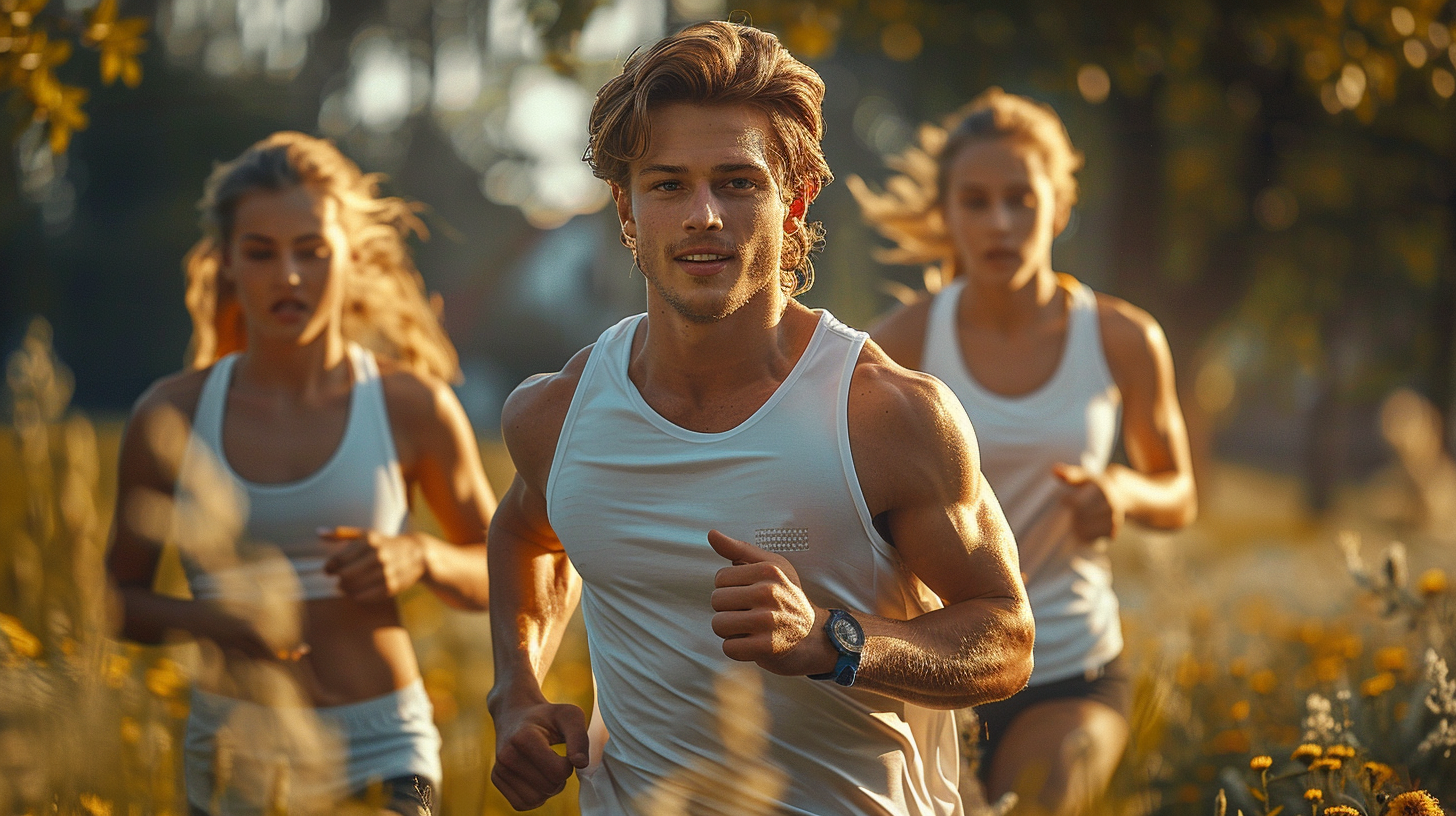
[643,259,781,325]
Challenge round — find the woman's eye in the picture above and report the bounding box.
[1017,192,1037,208]
[300,245,331,260]
[243,248,273,261]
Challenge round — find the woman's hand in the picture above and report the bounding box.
[1052,463,1127,541]
[320,526,430,603]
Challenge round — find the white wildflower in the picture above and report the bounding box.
[1417,649,1456,758]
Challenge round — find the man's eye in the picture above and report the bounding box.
[655,180,682,191]
[726,178,756,190]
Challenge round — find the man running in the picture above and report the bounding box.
[486,21,1034,816]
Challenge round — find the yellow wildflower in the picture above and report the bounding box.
[1304,789,1323,802]
[78,794,112,816]
[1386,790,1442,816]
[145,658,184,698]
[1310,757,1342,771]
[119,717,141,745]
[1250,668,1279,695]
[103,653,130,688]
[1230,699,1251,721]
[1250,755,1273,770]
[1362,671,1397,697]
[0,613,42,658]
[1291,743,1324,763]
[1210,729,1251,754]
[1322,807,1360,816]
[1325,744,1356,759]
[1361,761,1394,787]
[1374,646,1409,673]
[1418,567,1448,596]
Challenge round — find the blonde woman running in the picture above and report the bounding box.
[852,89,1197,815]
[106,132,495,815]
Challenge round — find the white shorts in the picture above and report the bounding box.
[183,680,442,814]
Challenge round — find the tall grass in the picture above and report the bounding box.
[4,320,1453,815]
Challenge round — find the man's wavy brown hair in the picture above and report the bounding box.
[183,132,460,382]
[585,21,833,296]
[848,87,1084,291]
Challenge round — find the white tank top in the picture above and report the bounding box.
[922,279,1122,686]
[548,311,962,816]
[176,343,409,601]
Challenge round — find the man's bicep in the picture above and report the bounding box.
[888,484,1024,608]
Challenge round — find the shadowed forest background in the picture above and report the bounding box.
[5,0,1456,813]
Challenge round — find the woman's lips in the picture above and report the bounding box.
[271,300,310,321]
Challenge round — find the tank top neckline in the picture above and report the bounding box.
[614,310,832,444]
[935,276,1093,406]
[205,345,368,493]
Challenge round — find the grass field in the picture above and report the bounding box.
[4,326,1455,815]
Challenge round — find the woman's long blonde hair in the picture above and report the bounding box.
[847,88,1083,292]
[183,132,460,382]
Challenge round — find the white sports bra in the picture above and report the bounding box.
[175,344,409,601]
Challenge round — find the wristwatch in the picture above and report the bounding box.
[808,609,864,687]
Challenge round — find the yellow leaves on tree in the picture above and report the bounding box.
[0,0,147,154]
[83,0,148,88]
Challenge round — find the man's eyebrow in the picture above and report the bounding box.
[714,162,769,175]
[637,161,770,176]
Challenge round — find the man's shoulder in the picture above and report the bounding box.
[500,345,597,482]
[849,340,977,466]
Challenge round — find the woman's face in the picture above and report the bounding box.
[222,184,351,348]
[943,138,1063,290]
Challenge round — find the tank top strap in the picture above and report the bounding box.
[921,278,967,372]
[1063,281,1115,389]
[345,343,404,472]
[192,353,239,451]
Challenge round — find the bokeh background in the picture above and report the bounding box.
[6,0,1456,814]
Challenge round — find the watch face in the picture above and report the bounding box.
[831,614,864,651]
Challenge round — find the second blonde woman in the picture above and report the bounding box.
[853,89,1197,815]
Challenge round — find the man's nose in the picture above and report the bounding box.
[683,186,724,232]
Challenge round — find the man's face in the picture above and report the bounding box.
[615,102,791,324]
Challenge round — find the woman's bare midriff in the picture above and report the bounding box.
[196,596,421,707]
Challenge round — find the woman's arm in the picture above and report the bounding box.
[1053,296,1197,539]
[106,381,284,659]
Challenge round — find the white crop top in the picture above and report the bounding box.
[175,344,409,602]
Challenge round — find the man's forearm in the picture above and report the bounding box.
[487,534,580,710]
[850,599,1034,710]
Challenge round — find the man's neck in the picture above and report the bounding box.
[629,289,819,430]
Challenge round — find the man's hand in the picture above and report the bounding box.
[490,698,589,810]
[707,530,835,677]
[1052,464,1126,541]
[320,526,428,602]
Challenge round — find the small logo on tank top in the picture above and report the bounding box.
[754,527,810,553]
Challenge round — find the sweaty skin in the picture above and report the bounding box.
[107,184,497,707]
[870,137,1196,815]
[486,102,1035,812]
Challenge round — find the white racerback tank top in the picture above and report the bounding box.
[547,311,962,816]
[176,343,409,601]
[922,279,1122,686]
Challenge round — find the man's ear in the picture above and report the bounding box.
[611,181,636,244]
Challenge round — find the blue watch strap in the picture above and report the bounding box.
[809,609,863,687]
